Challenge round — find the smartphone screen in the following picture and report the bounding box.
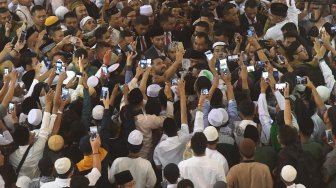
[19,30,26,43]
[126,44,133,52]
[102,66,108,75]
[275,83,286,90]
[296,76,307,85]
[4,67,9,76]
[262,71,268,81]
[182,59,190,70]
[247,65,255,72]
[56,62,62,75]
[227,54,239,62]
[101,87,109,100]
[201,88,209,96]
[171,78,178,86]
[219,59,228,74]
[146,59,152,67]
[61,88,69,101]
[204,50,213,61]
[8,103,14,114]
[326,129,334,144]
[140,59,147,69]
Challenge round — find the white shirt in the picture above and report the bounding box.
[229,0,246,15]
[178,156,226,188]
[41,168,101,188]
[153,124,190,168]
[15,4,34,28]
[205,148,229,176]
[234,119,257,146]
[0,130,13,145]
[287,183,306,188]
[9,112,56,179]
[108,157,156,188]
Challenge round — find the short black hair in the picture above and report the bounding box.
[210,88,223,107]
[195,21,210,32]
[191,132,207,155]
[74,48,88,59]
[177,179,194,188]
[94,26,108,40]
[244,124,259,143]
[245,0,258,9]
[20,50,37,69]
[0,7,9,14]
[38,157,54,176]
[134,15,149,26]
[194,32,210,44]
[22,97,38,114]
[31,5,45,15]
[164,163,180,184]
[222,3,236,17]
[70,175,90,188]
[47,26,62,37]
[200,10,214,20]
[238,100,255,117]
[281,22,298,34]
[120,29,134,39]
[13,126,30,146]
[278,126,298,146]
[127,143,143,153]
[163,118,178,137]
[159,12,174,25]
[96,42,110,52]
[64,11,77,20]
[194,76,211,93]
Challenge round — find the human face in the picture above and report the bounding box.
[283,37,296,47]
[83,19,96,31]
[193,36,207,52]
[148,14,154,25]
[100,31,112,44]
[110,12,123,27]
[75,5,88,20]
[224,7,240,26]
[168,47,176,61]
[194,26,207,35]
[332,4,336,17]
[213,45,226,59]
[151,35,165,50]
[294,45,309,62]
[161,17,176,32]
[152,58,167,75]
[171,8,181,17]
[0,0,7,8]
[32,9,46,27]
[0,10,11,25]
[245,7,257,22]
[51,29,64,43]
[31,57,39,70]
[129,0,141,11]
[127,11,137,23]
[134,24,149,35]
[64,17,78,30]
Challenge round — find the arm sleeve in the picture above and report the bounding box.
[81,88,91,130]
[166,101,174,118]
[274,90,285,110]
[286,0,300,26]
[178,124,190,143]
[24,79,39,98]
[194,111,204,133]
[258,93,272,145]
[99,109,112,145]
[146,164,157,188]
[125,67,134,84]
[202,100,210,128]
[319,59,336,96]
[227,100,239,121]
[0,130,13,145]
[85,168,102,186]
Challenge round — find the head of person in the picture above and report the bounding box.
[159,12,176,32]
[134,15,149,36]
[150,56,167,75]
[163,118,178,137]
[239,138,256,159]
[128,0,142,11]
[191,132,207,156]
[127,130,143,154]
[71,1,88,20]
[278,126,298,147]
[193,32,209,52]
[13,126,35,146]
[38,157,54,177]
[243,124,259,144]
[199,9,215,25]
[73,48,89,69]
[95,26,111,44]
[330,2,336,18]
[238,100,255,119]
[325,106,336,129]
[222,3,240,26]
[194,76,211,95]
[281,22,298,35]
[203,126,219,146]
[269,3,288,24]
[31,5,47,27]
[63,11,78,30]
[20,50,39,71]
[177,179,194,188]
[193,21,210,36]
[213,28,229,43]
[0,0,7,8]
[285,40,309,62]
[121,7,137,25]
[164,163,180,184]
[70,175,89,188]
[54,157,74,179]
[167,43,177,61]
[95,42,110,61]
[149,27,165,50]
[80,16,96,32]
[244,0,258,22]
[212,42,227,59]
[0,7,11,25]
[52,52,68,68]
[115,170,136,188]
[119,29,135,45]
[48,26,64,43]
[18,0,32,6]
[139,5,154,25]
[107,7,123,28]
[281,165,298,185]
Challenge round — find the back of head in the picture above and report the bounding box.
[20,50,37,69]
[38,157,54,176]
[243,124,259,144]
[239,138,256,159]
[22,97,38,115]
[238,100,255,117]
[94,26,108,40]
[191,132,207,155]
[70,175,89,188]
[164,163,180,184]
[194,76,211,93]
[163,118,178,137]
[278,126,298,146]
[128,88,143,106]
[213,181,227,188]
[13,126,30,146]
[134,14,149,26]
[177,179,194,188]
[245,0,257,9]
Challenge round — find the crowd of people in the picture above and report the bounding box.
[0,0,336,187]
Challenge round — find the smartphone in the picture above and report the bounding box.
[201,88,209,96]
[275,83,286,90]
[273,70,279,81]
[326,129,334,144]
[262,71,269,81]
[56,61,63,75]
[114,47,122,55]
[19,30,27,43]
[204,50,213,61]
[102,65,108,76]
[182,59,190,70]
[296,76,307,85]
[171,78,178,86]
[76,72,82,78]
[255,61,266,70]
[277,55,285,65]
[219,59,228,74]
[4,67,9,76]
[331,26,336,34]
[61,88,69,101]
[258,40,269,48]
[70,36,77,44]
[8,103,14,114]
[247,26,255,37]
[126,44,133,52]
[146,59,152,67]
[227,54,239,62]
[100,86,109,100]
[247,65,255,72]
[140,59,147,69]
[90,126,97,134]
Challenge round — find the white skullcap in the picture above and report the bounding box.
[212,42,226,49]
[146,84,161,98]
[55,6,69,20]
[28,109,43,126]
[140,5,153,16]
[80,16,94,30]
[128,130,143,145]
[316,86,331,103]
[55,157,72,174]
[208,108,229,127]
[87,76,99,88]
[92,105,104,120]
[281,165,297,183]
[203,126,219,141]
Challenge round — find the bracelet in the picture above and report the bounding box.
[57,110,63,114]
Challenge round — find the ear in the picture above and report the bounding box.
[150,37,154,43]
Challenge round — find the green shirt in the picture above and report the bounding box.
[302,139,323,162]
[255,145,277,171]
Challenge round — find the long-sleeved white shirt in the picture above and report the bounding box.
[9,112,56,179]
[205,148,229,176]
[258,93,272,145]
[15,4,34,28]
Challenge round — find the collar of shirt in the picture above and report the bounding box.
[245,14,257,24]
[239,120,257,130]
[154,46,165,56]
[55,178,71,187]
[167,184,177,188]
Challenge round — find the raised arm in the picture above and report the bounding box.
[284,83,292,126]
[81,73,92,130]
[139,66,150,101]
[163,46,185,81]
[1,70,17,115]
[179,80,187,125]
